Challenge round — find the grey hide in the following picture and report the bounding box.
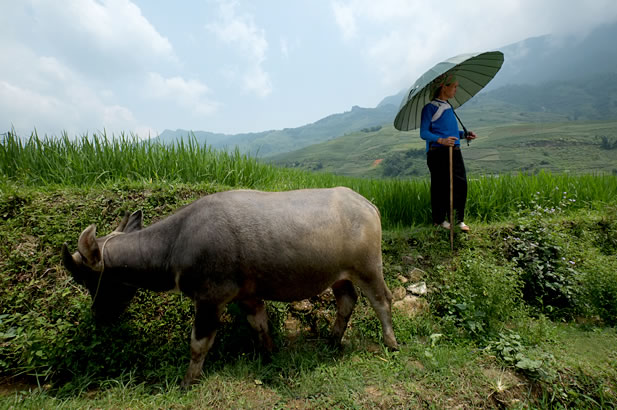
[63,187,399,387]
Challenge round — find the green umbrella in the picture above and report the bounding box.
[394,51,504,250]
[394,51,504,132]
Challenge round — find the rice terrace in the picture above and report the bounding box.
[1,130,616,408]
[3,3,617,408]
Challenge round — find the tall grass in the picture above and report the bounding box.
[0,130,280,188]
[1,131,615,226]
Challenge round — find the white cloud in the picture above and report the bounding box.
[0,1,185,137]
[330,0,617,91]
[3,0,617,137]
[0,78,140,137]
[145,73,219,116]
[331,2,357,40]
[0,41,143,137]
[103,105,137,126]
[0,81,76,134]
[28,0,177,70]
[206,0,272,97]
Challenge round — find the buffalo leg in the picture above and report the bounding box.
[182,301,222,387]
[355,274,399,350]
[331,279,358,345]
[241,299,274,352]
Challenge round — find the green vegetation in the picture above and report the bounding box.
[2,131,616,227]
[1,132,616,408]
[157,104,396,157]
[470,72,617,123]
[271,120,617,178]
[156,72,617,160]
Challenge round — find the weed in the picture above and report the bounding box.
[430,252,524,338]
[504,192,582,319]
[486,330,555,381]
[2,131,616,227]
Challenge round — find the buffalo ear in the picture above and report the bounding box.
[124,210,143,233]
[77,225,102,271]
[113,212,130,233]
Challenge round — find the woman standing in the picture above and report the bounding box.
[420,74,476,232]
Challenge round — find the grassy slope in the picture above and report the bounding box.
[269,120,617,177]
[1,182,616,408]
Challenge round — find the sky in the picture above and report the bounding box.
[2,0,617,138]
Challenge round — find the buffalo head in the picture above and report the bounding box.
[63,210,143,324]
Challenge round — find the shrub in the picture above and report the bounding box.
[579,258,617,326]
[592,207,617,256]
[504,194,582,319]
[431,251,524,338]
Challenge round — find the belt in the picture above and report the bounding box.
[429,145,460,151]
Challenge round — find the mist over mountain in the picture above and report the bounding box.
[486,22,617,90]
[157,22,617,157]
[380,22,617,109]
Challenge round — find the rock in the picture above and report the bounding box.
[318,288,335,303]
[391,265,403,273]
[392,286,407,301]
[408,268,426,282]
[397,274,409,284]
[284,316,304,341]
[393,295,429,317]
[290,299,313,313]
[407,281,428,296]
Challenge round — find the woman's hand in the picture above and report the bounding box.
[466,131,477,140]
[437,136,457,147]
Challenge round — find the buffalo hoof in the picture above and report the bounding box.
[386,341,400,351]
[180,377,196,389]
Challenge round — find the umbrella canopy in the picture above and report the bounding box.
[394,51,504,131]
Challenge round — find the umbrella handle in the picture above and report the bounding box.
[449,146,454,251]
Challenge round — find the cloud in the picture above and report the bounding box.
[206,0,272,97]
[331,2,357,40]
[0,39,143,137]
[24,0,177,77]
[0,81,75,135]
[145,73,219,116]
[330,0,617,90]
[0,0,186,137]
[0,76,139,137]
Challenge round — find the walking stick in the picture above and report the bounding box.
[449,145,454,251]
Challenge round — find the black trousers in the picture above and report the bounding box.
[427,147,467,224]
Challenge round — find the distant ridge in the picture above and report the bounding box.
[154,22,617,158]
[156,104,398,157]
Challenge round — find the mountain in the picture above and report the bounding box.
[485,22,617,90]
[269,120,617,178]
[156,22,617,158]
[269,73,617,177]
[457,71,617,128]
[156,104,398,157]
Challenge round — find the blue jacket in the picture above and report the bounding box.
[420,99,464,152]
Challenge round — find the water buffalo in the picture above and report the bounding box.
[62,187,398,386]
